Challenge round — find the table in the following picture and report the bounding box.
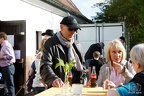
[35,87,107,96]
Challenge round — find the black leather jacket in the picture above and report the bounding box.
[40,33,85,88]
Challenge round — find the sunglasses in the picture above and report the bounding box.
[68,28,78,32]
[64,25,78,31]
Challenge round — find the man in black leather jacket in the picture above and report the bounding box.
[40,16,86,88]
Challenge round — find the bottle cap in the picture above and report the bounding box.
[68,73,72,78]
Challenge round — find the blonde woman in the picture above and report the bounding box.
[32,35,53,94]
[28,30,54,94]
[107,43,144,96]
[87,39,135,88]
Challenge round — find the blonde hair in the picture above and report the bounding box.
[93,51,100,58]
[106,39,126,62]
[38,36,51,52]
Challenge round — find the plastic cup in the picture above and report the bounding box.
[72,84,83,95]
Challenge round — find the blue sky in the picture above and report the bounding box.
[72,0,103,19]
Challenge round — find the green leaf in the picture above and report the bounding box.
[55,58,75,82]
[55,58,65,69]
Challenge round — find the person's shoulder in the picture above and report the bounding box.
[3,40,13,47]
[100,63,107,69]
[89,43,97,46]
[116,82,137,96]
[93,43,99,46]
[90,43,101,48]
[89,43,99,49]
[98,59,103,65]
[96,43,101,47]
[89,59,94,63]
[44,34,57,45]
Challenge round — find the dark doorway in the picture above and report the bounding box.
[0,20,26,96]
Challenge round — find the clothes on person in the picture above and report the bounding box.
[40,33,85,87]
[85,59,92,69]
[31,61,36,71]
[29,30,53,94]
[0,32,15,96]
[85,43,103,60]
[27,61,36,92]
[89,59,103,79]
[40,16,86,88]
[0,70,3,84]
[88,51,103,80]
[115,82,141,96]
[97,60,135,87]
[115,71,144,96]
[84,42,104,69]
[0,72,5,96]
[0,69,5,96]
[87,39,135,89]
[32,52,46,95]
[107,43,144,96]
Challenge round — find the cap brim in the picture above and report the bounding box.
[67,25,81,30]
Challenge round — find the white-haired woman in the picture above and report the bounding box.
[107,43,144,96]
[87,39,135,88]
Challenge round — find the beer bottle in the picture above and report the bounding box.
[91,66,97,87]
[68,72,72,86]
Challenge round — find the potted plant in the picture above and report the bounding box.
[55,58,75,95]
[55,58,75,83]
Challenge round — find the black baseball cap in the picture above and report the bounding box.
[60,16,81,30]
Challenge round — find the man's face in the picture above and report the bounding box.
[120,39,125,43]
[60,24,77,41]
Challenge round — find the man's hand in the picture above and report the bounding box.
[52,78,64,87]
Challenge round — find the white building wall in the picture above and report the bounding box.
[0,0,62,56]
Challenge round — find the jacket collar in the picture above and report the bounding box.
[52,34,65,54]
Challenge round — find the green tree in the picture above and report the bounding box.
[95,0,144,51]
